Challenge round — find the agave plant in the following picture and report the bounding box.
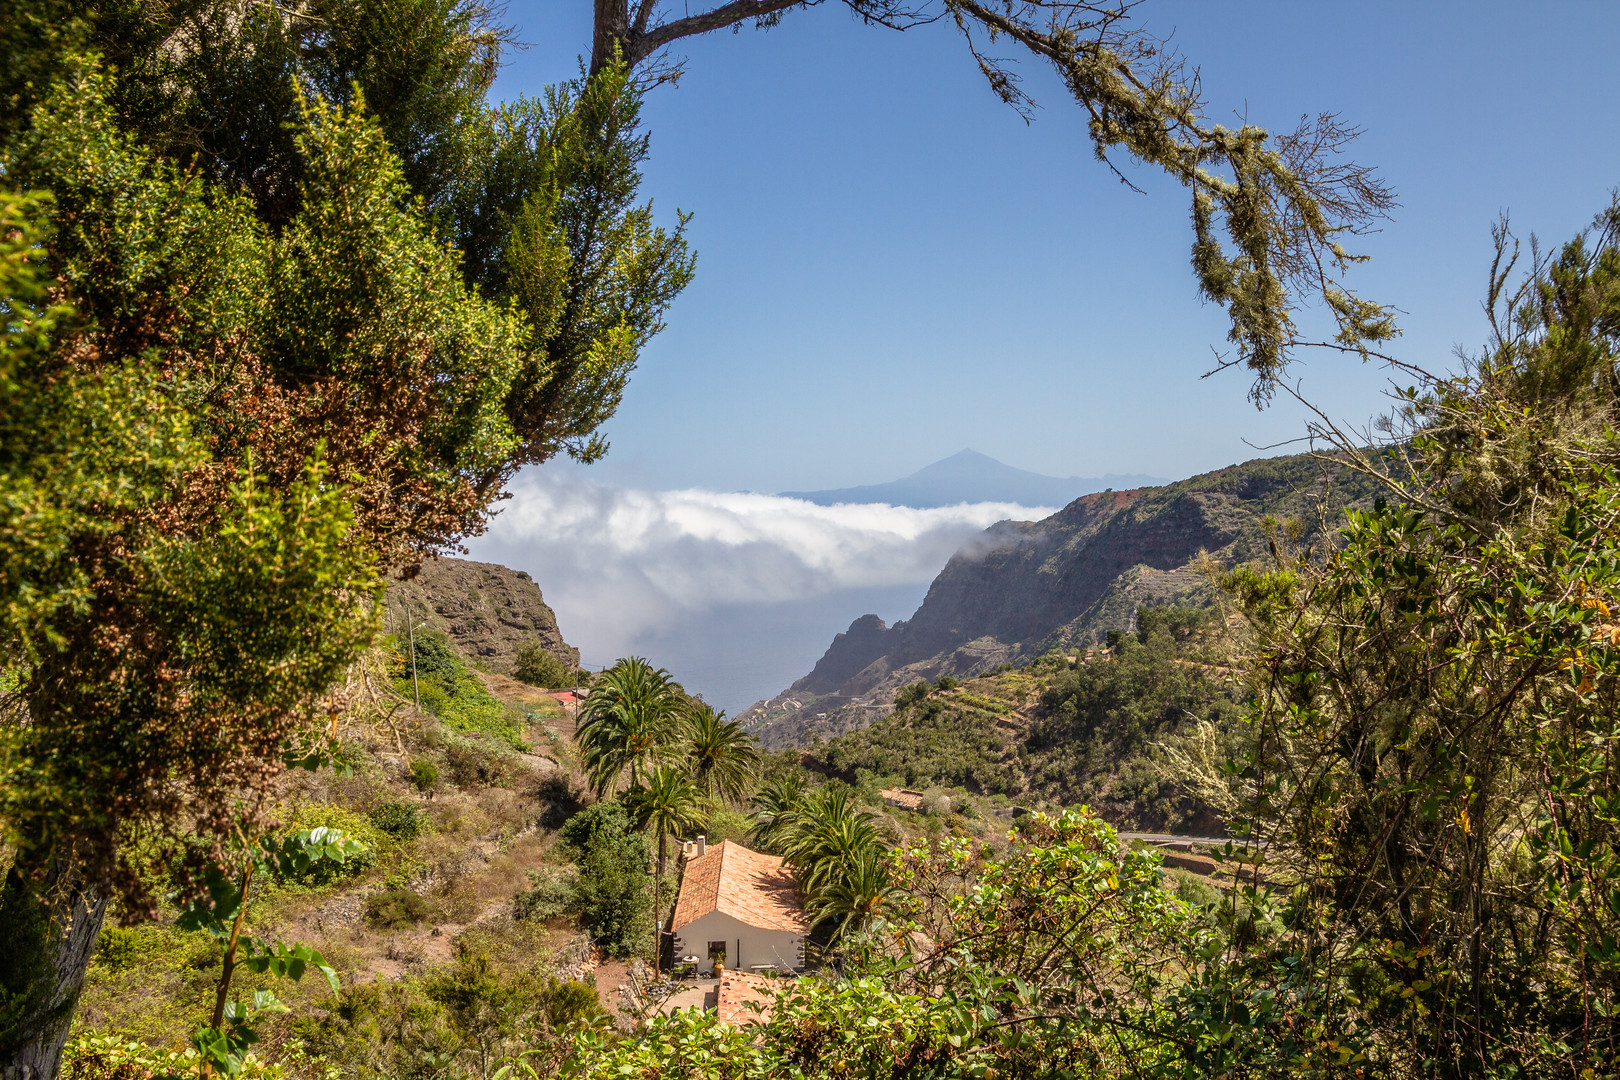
[574,657,685,797]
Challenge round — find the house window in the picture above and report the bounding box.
[707,941,727,966]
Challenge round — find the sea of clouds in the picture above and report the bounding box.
[463,467,1055,710]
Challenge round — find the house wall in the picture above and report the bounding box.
[671,911,805,975]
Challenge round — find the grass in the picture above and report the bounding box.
[71,665,577,1063]
[384,632,528,750]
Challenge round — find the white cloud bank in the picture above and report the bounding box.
[463,467,1055,669]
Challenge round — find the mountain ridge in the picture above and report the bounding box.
[385,557,579,675]
[746,451,1384,747]
[780,449,1163,509]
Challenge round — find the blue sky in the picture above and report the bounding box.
[471,2,1620,709]
[496,1,1620,493]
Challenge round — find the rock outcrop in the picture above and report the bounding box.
[385,557,578,675]
[747,452,1383,747]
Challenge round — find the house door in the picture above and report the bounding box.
[707,941,726,969]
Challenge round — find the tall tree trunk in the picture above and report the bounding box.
[591,0,631,75]
[0,860,108,1080]
[653,830,666,977]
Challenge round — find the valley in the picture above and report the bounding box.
[10,4,1617,1074]
[746,450,1383,747]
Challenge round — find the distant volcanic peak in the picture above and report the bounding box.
[780,450,1166,510]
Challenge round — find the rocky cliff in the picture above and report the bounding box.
[385,557,578,675]
[746,452,1382,747]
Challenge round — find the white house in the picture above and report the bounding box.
[671,839,807,975]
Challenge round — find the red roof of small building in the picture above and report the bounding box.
[880,787,924,810]
[671,840,807,933]
[549,690,581,705]
[716,969,781,1026]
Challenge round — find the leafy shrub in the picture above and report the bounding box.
[62,1035,309,1080]
[1170,869,1222,909]
[442,735,524,789]
[409,758,440,791]
[813,705,1011,795]
[557,800,635,859]
[280,805,382,883]
[369,799,427,841]
[513,640,578,687]
[513,868,580,922]
[331,740,370,774]
[365,888,438,930]
[398,630,464,687]
[893,681,931,709]
[1134,603,1209,644]
[305,952,603,1080]
[558,801,652,958]
[537,977,608,1032]
[700,805,755,844]
[93,926,139,971]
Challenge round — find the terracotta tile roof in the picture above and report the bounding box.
[880,787,924,811]
[671,841,808,933]
[716,969,781,1026]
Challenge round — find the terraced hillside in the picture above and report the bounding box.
[801,607,1245,833]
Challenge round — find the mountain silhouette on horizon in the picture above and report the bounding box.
[779,449,1165,509]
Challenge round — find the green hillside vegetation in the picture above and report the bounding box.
[806,605,1246,830]
[0,0,695,1071]
[752,452,1395,749]
[387,630,531,750]
[64,633,675,1079]
[514,641,590,689]
[9,0,1620,1076]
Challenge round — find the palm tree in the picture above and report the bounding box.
[573,657,685,798]
[685,703,760,805]
[626,765,705,977]
[627,765,706,879]
[776,786,887,898]
[748,771,807,854]
[805,845,902,942]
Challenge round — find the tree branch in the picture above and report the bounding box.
[627,0,812,67]
[592,0,1395,401]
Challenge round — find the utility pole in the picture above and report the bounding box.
[650,856,660,980]
[408,604,421,711]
